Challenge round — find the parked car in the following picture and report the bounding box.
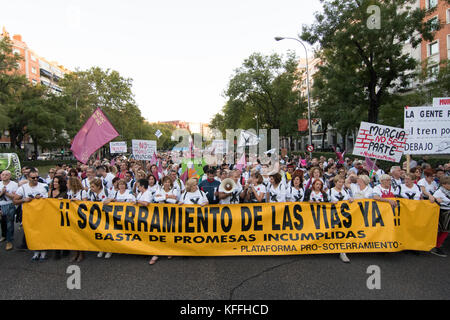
[37,153,52,161]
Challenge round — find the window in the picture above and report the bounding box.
[31,67,37,74]
[12,48,20,55]
[448,35,450,59]
[30,55,36,62]
[447,9,450,24]
[429,41,439,56]
[427,0,438,9]
[429,16,439,31]
[429,64,439,79]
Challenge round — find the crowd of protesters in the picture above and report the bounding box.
[1,151,449,264]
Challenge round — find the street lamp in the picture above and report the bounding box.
[275,36,313,158]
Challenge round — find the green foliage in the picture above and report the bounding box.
[302,0,437,125]
[211,51,306,138]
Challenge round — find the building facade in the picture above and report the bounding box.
[0,27,70,156]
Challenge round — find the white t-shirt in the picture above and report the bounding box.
[82,178,94,190]
[113,190,136,203]
[391,178,403,193]
[268,184,286,203]
[148,184,160,200]
[285,186,304,202]
[219,182,243,205]
[67,189,88,200]
[372,185,395,198]
[153,188,179,204]
[249,184,267,203]
[136,189,153,204]
[0,181,18,205]
[350,184,373,200]
[309,190,326,203]
[179,189,208,205]
[397,184,422,200]
[433,188,450,210]
[16,183,48,200]
[88,188,108,202]
[303,177,324,190]
[173,179,185,195]
[328,187,351,202]
[101,173,116,190]
[417,178,438,195]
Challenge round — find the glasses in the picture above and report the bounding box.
[29,177,38,180]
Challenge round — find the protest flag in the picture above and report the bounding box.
[235,153,246,172]
[150,152,158,165]
[70,108,119,164]
[180,169,189,184]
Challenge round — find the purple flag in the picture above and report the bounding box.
[150,152,158,166]
[235,153,246,172]
[180,169,189,184]
[364,157,379,171]
[70,108,119,164]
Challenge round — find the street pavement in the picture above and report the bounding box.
[0,223,449,300]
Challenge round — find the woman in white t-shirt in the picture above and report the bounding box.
[153,176,179,204]
[135,179,153,206]
[147,174,160,203]
[150,176,177,265]
[66,177,88,263]
[267,173,286,203]
[243,172,267,203]
[286,173,305,202]
[328,176,353,203]
[89,179,113,259]
[113,180,136,203]
[67,177,88,201]
[398,173,422,200]
[372,174,398,209]
[351,175,373,200]
[303,167,325,191]
[417,169,438,201]
[178,178,209,206]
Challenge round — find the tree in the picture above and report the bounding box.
[210,51,306,144]
[302,0,437,124]
[59,67,147,144]
[0,36,26,131]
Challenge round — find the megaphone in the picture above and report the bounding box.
[220,178,236,194]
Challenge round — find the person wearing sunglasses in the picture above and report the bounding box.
[14,168,49,262]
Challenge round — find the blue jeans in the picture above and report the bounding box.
[1,204,16,243]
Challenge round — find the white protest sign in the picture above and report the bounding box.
[404,105,450,155]
[155,130,162,139]
[433,97,450,108]
[353,122,408,163]
[132,140,157,160]
[109,142,127,154]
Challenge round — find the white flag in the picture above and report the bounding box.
[155,130,162,139]
[237,130,259,147]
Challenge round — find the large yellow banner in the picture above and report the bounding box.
[23,199,439,256]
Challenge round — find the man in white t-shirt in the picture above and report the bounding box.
[0,170,18,250]
[14,169,49,261]
[96,165,115,191]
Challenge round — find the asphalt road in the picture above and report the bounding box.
[1,223,449,301]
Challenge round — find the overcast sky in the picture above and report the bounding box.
[1,0,322,124]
